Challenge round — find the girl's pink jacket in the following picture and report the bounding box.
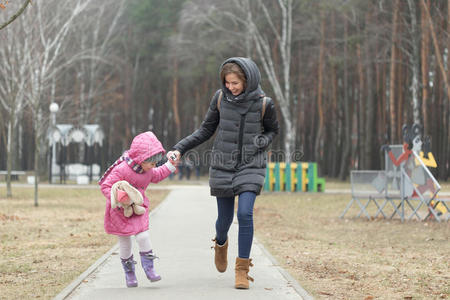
[99,131,172,236]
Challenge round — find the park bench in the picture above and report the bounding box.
[0,170,26,181]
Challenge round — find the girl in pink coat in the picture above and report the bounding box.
[99,131,176,287]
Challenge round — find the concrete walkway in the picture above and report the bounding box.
[54,185,312,300]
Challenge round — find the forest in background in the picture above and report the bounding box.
[1,0,449,181]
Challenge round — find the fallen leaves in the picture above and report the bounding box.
[319,291,333,296]
[0,213,21,221]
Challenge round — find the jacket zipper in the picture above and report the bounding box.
[236,114,246,166]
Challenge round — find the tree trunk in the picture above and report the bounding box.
[356,44,364,169]
[389,0,400,143]
[421,0,450,99]
[172,57,181,141]
[194,89,201,129]
[34,135,39,207]
[380,62,387,142]
[364,12,375,170]
[330,16,338,176]
[33,109,42,207]
[374,8,383,168]
[421,0,430,134]
[280,105,294,162]
[339,17,351,180]
[441,1,450,179]
[447,0,450,179]
[351,76,359,170]
[407,0,421,125]
[248,0,294,161]
[396,52,405,140]
[124,63,132,142]
[297,52,305,161]
[314,11,326,166]
[422,0,450,179]
[6,120,13,198]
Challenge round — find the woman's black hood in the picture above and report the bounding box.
[220,57,264,103]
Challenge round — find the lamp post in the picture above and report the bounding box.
[49,102,59,183]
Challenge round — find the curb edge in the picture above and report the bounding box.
[254,237,314,300]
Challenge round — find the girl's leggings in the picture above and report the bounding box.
[118,230,152,259]
[215,191,256,259]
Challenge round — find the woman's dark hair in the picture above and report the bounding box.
[220,63,247,90]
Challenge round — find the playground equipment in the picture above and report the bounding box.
[264,162,325,192]
[341,124,449,222]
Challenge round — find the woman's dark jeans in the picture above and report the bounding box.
[215,191,256,259]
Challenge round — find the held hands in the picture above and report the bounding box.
[167,150,181,166]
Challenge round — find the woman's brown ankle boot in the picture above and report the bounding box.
[212,238,228,272]
[235,257,254,289]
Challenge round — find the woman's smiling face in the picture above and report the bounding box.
[225,73,245,96]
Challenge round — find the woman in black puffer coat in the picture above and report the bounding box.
[168,57,279,289]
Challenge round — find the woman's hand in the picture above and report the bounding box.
[167,150,181,165]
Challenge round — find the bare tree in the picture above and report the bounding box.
[244,0,295,161]
[0,21,28,197]
[65,0,126,165]
[178,0,295,161]
[20,0,91,206]
[71,0,126,126]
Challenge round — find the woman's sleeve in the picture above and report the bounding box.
[172,91,220,155]
[261,98,279,147]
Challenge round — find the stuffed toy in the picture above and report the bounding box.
[110,180,145,217]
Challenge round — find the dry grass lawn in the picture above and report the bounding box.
[0,186,168,300]
[1,180,449,300]
[255,190,450,300]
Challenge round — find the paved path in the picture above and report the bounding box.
[54,185,312,300]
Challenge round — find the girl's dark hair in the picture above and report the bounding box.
[143,152,163,163]
[220,63,247,90]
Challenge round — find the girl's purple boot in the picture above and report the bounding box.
[120,255,138,287]
[139,250,161,282]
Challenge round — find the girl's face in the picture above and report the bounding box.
[225,73,245,96]
[141,161,157,172]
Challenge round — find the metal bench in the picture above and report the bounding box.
[340,170,404,220]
